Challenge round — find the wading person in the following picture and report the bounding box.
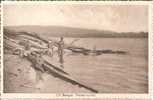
[58,37,64,68]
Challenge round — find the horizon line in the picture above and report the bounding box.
[4,25,148,33]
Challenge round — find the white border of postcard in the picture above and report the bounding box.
[1,1,153,99]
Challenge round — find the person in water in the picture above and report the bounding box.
[58,37,64,68]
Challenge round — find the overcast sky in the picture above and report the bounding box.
[3,4,148,32]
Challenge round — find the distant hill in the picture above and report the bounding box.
[4,25,148,38]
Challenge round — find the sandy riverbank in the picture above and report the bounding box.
[4,54,91,93]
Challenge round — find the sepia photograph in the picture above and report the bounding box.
[3,3,148,93]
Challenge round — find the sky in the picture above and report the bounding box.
[3,4,148,32]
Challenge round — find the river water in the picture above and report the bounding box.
[61,38,148,93]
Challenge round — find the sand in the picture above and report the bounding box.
[4,54,91,93]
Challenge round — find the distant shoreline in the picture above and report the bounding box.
[4,26,148,38]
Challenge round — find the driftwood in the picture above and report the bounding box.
[44,63,98,93]
[26,53,98,93]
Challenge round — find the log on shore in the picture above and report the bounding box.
[44,63,98,93]
[26,53,98,93]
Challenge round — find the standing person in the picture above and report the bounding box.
[47,40,54,57]
[58,37,64,68]
[18,48,24,58]
[25,40,31,50]
[24,40,31,57]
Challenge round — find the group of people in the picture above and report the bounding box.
[47,37,64,68]
[19,37,65,68]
